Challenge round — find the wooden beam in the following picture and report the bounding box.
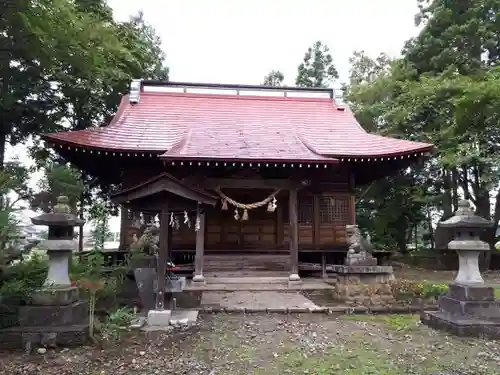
[288,188,300,281]
[193,209,206,282]
[156,204,169,310]
[200,178,301,190]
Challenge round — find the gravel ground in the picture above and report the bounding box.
[1,313,500,375]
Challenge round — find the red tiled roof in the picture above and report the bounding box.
[43,89,433,161]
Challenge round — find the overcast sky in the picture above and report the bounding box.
[10,0,422,233]
[107,0,422,85]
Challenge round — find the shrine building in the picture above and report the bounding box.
[42,80,433,281]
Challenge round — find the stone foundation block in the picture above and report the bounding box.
[29,287,79,306]
[18,301,88,327]
[421,311,500,339]
[438,296,500,320]
[334,282,396,306]
[448,283,495,302]
[147,309,172,326]
[0,324,89,350]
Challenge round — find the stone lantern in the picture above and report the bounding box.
[0,196,89,350]
[32,196,84,290]
[440,199,491,285]
[421,199,500,339]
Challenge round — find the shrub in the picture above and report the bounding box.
[390,279,448,300]
[0,254,48,300]
[100,307,135,341]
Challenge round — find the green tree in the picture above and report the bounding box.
[88,201,111,252]
[404,0,500,75]
[263,70,284,86]
[345,52,434,253]
[33,164,84,213]
[346,1,500,258]
[0,163,31,264]
[295,41,338,88]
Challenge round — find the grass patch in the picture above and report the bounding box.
[494,286,500,298]
[278,343,401,375]
[342,314,420,332]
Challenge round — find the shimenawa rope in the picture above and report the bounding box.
[215,187,280,220]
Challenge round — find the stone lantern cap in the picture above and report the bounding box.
[31,196,85,227]
[439,200,493,229]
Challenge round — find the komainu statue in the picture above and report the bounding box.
[345,224,377,266]
[130,225,160,255]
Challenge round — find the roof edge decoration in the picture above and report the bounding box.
[42,80,434,163]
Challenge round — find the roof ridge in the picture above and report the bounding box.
[141,90,334,103]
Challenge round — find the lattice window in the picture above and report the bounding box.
[298,196,313,224]
[319,195,350,224]
[282,195,313,224]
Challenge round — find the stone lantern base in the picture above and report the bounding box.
[0,286,89,350]
[421,283,500,339]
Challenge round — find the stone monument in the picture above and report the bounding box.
[421,199,500,338]
[0,196,88,350]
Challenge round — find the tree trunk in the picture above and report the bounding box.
[427,207,435,248]
[78,189,85,253]
[441,168,453,220]
[0,132,6,169]
[451,168,459,212]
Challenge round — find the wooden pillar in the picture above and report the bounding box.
[155,204,169,310]
[348,172,356,225]
[289,188,300,281]
[167,224,173,260]
[119,205,128,251]
[321,252,327,279]
[312,195,320,249]
[276,202,284,247]
[193,209,206,283]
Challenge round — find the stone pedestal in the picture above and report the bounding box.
[422,283,500,338]
[421,200,500,338]
[0,196,88,350]
[0,288,89,349]
[344,250,378,266]
[332,265,395,306]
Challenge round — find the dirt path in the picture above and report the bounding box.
[201,291,319,310]
[2,313,500,375]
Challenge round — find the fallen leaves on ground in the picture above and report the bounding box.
[1,314,500,375]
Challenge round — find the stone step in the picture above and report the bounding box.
[204,254,290,272]
[185,279,334,292]
[205,270,289,278]
[206,276,290,284]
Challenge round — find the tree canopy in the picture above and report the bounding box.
[344,0,500,256]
